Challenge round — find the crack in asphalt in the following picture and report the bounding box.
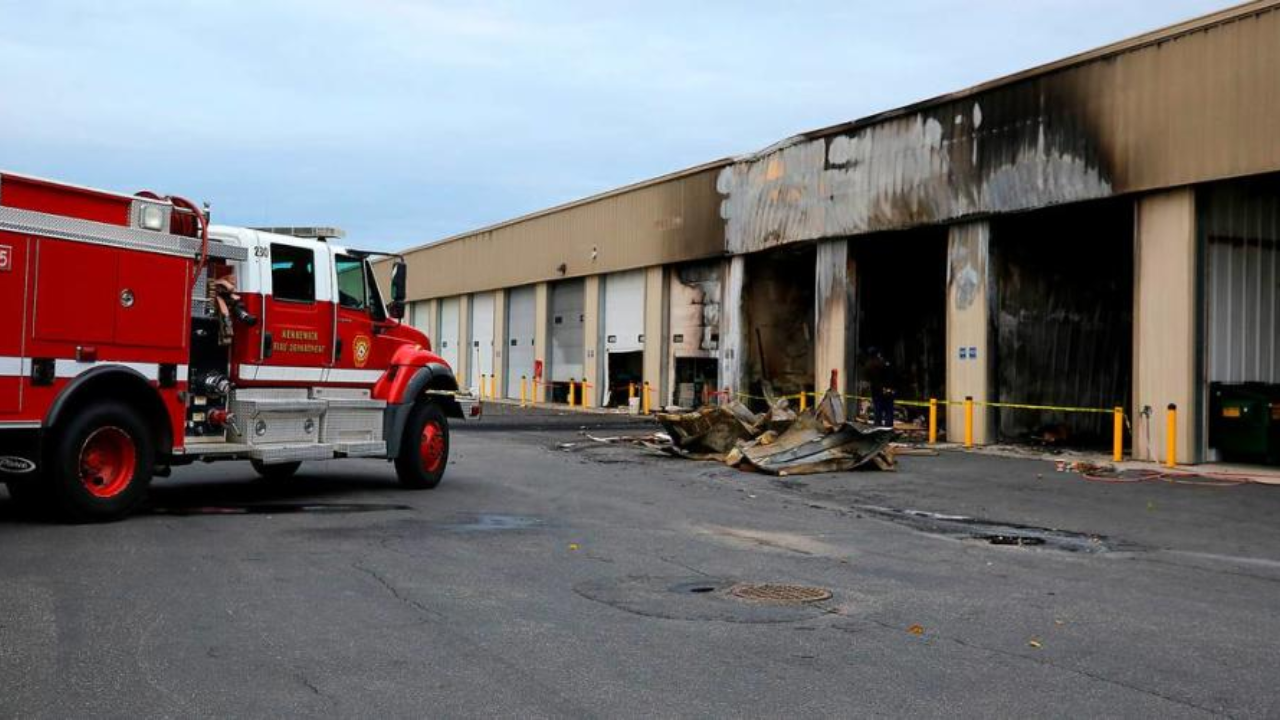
[351,561,445,623]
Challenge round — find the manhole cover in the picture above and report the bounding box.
[729,583,832,605]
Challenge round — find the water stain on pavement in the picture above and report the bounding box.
[851,505,1119,553]
[443,513,543,532]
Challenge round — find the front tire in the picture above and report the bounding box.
[395,401,449,489]
[47,401,154,523]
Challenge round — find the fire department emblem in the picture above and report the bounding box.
[353,335,372,368]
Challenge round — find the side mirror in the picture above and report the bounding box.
[390,260,407,303]
[388,301,405,320]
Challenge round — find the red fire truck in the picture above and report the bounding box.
[0,171,476,521]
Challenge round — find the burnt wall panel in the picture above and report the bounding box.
[993,199,1134,445]
[719,5,1280,253]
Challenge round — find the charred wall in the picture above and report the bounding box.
[993,199,1134,445]
[718,5,1280,254]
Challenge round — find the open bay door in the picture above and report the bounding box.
[603,270,645,406]
[506,285,536,399]
[1203,176,1280,465]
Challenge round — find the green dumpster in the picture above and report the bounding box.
[1209,383,1280,464]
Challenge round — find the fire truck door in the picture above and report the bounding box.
[0,234,28,412]
[254,238,335,383]
[330,252,393,384]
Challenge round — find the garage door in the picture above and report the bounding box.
[550,279,584,382]
[438,297,461,373]
[410,300,433,337]
[469,291,496,391]
[604,270,645,353]
[506,285,536,398]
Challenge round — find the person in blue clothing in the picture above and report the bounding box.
[863,347,896,428]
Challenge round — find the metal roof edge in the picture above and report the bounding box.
[782,0,1280,147]
[395,157,734,257]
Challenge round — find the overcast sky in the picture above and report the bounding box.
[0,0,1231,251]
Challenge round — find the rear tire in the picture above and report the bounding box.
[47,401,154,523]
[250,460,302,482]
[395,401,449,490]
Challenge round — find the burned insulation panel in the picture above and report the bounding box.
[744,246,815,405]
[994,198,1133,446]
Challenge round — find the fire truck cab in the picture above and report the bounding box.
[0,171,475,521]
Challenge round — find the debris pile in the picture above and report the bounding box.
[654,389,897,476]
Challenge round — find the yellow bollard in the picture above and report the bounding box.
[1113,407,1124,463]
[520,376,528,407]
[480,374,488,400]
[629,382,636,404]
[798,391,807,413]
[964,397,975,448]
[928,398,938,444]
[642,381,652,415]
[568,379,577,407]
[1166,403,1178,468]
[584,383,592,408]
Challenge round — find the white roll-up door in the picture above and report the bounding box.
[410,300,433,337]
[469,291,496,390]
[506,285,536,398]
[438,297,461,373]
[550,279,585,382]
[604,270,646,353]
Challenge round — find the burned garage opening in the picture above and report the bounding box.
[993,198,1133,448]
[853,227,947,422]
[669,261,721,408]
[744,245,816,408]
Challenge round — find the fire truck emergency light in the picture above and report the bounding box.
[140,205,165,231]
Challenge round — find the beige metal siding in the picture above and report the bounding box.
[403,164,727,301]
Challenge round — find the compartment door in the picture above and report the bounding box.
[0,234,29,412]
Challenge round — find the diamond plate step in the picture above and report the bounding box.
[249,443,335,464]
[335,441,387,458]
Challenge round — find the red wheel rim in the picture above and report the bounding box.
[79,427,137,498]
[420,420,446,473]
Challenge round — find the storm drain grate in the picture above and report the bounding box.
[729,583,832,605]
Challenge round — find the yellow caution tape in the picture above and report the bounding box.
[735,391,1123,418]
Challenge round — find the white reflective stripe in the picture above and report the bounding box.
[241,365,327,383]
[0,357,186,381]
[324,368,384,384]
[0,357,22,377]
[238,365,385,384]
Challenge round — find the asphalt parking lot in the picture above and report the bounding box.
[3,406,1279,718]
